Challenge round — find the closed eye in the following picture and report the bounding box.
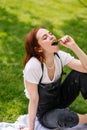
[42,31,53,40]
[42,34,48,40]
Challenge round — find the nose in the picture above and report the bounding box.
[49,34,54,40]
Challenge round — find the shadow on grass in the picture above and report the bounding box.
[0,7,30,121]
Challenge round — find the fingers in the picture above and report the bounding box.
[58,35,70,44]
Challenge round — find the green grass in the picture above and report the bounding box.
[0,0,87,122]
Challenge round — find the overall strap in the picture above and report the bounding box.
[54,52,65,75]
[54,52,63,66]
[39,63,44,83]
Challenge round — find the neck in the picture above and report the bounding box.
[45,53,54,68]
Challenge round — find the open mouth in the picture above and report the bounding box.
[51,41,58,46]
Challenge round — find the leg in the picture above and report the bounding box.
[59,70,87,108]
[39,108,79,129]
[78,114,87,124]
[79,72,87,99]
[20,114,87,130]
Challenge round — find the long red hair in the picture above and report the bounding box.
[23,27,45,66]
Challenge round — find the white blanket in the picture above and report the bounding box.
[0,114,87,130]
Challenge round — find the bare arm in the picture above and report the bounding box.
[67,59,87,73]
[58,35,87,72]
[25,81,39,130]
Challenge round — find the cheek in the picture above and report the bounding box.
[38,39,44,46]
[39,41,48,48]
[42,44,49,50]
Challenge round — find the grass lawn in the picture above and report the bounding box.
[0,0,87,122]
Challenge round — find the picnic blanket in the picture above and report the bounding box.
[0,114,87,130]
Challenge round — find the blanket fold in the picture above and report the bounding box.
[0,114,87,130]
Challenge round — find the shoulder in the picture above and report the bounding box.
[25,57,41,71]
[23,57,42,84]
[57,50,74,66]
[57,50,70,56]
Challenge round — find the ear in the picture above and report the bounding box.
[38,47,43,52]
[34,47,43,52]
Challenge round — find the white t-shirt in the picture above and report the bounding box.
[23,50,74,98]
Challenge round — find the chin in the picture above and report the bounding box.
[54,47,59,52]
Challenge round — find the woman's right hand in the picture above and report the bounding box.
[58,35,77,50]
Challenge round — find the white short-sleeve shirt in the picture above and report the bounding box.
[23,50,74,98]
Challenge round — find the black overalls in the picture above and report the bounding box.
[36,53,87,129]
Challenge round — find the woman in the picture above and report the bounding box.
[22,27,87,130]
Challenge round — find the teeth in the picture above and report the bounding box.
[51,41,58,46]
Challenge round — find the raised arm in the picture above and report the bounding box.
[58,35,87,73]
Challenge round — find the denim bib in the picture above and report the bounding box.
[37,53,63,117]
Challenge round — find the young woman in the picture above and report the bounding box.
[22,27,87,130]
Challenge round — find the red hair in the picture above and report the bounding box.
[23,27,45,66]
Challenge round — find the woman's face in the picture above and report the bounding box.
[36,28,59,53]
